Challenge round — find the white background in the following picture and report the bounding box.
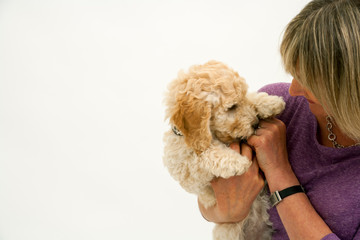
[0,1,310,239]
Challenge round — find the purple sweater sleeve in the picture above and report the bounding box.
[321,233,341,240]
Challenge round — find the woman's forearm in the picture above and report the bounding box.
[266,169,333,240]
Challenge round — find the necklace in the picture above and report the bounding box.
[326,116,360,148]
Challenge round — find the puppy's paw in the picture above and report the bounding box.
[219,153,252,179]
[252,93,285,119]
[200,145,252,179]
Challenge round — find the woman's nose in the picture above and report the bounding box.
[289,78,305,97]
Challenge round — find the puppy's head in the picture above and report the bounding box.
[165,60,259,154]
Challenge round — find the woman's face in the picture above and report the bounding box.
[289,78,327,119]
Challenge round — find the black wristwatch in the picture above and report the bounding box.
[270,185,305,207]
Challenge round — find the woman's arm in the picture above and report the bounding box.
[267,166,333,239]
[247,118,333,240]
[198,143,265,223]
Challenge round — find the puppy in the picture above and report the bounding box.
[163,60,285,240]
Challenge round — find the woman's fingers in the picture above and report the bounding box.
[229,142,263,180]
[229,142,254,160]
[240,143,253,161]
[229,142,240,153]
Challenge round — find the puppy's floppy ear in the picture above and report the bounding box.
[171,95,212,154]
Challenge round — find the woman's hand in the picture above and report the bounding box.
[198,143,265,223]
[246,118,298,192]
[247,118,290,176]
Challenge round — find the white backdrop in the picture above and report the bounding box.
[0,1,310,239]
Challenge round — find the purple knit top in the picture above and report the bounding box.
[260,83,360,240]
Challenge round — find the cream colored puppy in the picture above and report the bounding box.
[163,60,285,240]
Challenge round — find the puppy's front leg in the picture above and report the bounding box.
[199,143,252,179]
[247,92,285,119]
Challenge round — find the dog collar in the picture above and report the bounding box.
[172,126,183,136]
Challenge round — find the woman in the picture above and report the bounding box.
[198,0,360,239]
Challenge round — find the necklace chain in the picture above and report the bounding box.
[326,116,360,148]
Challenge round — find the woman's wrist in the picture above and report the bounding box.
[265,165,300,193]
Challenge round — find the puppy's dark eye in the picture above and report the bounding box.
[227,104,238,111]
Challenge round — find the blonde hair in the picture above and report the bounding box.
[280,0,360,141]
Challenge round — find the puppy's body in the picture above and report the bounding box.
[163,61,285,240]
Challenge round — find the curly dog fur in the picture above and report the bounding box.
[163,60,285,240]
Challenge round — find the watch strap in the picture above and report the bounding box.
[270,185,305,207]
